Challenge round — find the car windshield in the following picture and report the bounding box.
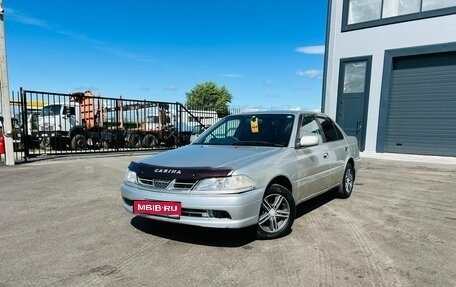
[193,114,295,147]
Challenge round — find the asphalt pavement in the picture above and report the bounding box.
[0,153,455,287]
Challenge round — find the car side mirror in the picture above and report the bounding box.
[299,135,319,148]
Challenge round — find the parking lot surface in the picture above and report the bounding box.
[0,153,455,287]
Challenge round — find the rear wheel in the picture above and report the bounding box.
[71,134,87,150]
[127,133,142,148]
[337,163,355,199]
[142,134,158,148]
[256,184,296,240]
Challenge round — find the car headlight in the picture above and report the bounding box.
[193,175,256,194]
[124,169,138,184]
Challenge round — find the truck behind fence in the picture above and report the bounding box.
[4,89,223,162]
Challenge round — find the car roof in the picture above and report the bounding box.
[227,110,327,117]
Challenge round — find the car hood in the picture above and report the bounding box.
[139,144,286,171]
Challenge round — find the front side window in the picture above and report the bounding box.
[299,117,323,144]
[42,105,62,116]
[343,61,367,93]
[147,115,159,124]
[300,117,322,137]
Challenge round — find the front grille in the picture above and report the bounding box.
[40,125,55,131]
[138,178,173,189]
[173,180,197,189]
[138,178,197,190]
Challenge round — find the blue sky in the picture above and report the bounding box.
[4,1,328,110]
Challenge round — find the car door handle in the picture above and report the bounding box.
[323,152,329,158]
[344,146,349,152]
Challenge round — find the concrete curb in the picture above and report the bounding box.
[360,152,456,165]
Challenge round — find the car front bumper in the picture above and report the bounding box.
[120,183,265,229]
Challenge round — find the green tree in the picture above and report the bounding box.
[185,82,232,117]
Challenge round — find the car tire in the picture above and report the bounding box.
[337,163,355,199]
[142,134,158,148]
[127,133,142,148]
[71,134,87,150]
[256,184,296,240]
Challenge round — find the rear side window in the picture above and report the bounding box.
[318,117,344,142]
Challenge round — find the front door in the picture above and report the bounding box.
[295,116,330,201]
[336,56,371,151]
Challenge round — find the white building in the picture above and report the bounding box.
[323,0,456,156]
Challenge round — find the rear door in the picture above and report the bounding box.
[295,115,330,201]
[317,116,348,187]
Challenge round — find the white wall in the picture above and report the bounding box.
[325,0,456,151]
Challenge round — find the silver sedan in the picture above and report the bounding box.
[121,111,360,239]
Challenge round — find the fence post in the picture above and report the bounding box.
[20,88,29,161]
[0,4,14,165]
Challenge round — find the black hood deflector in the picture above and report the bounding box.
[128,162,232,180]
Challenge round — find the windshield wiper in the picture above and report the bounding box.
[232,141,285,147]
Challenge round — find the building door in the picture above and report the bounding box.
[336,56,372,151]
[383,52,456,156]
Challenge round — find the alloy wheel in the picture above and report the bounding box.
[258,193,290,234]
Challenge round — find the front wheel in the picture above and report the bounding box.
[71,134,87,150]
[256,184,296,240]
[337,163,355,199]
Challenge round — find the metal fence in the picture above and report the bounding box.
[3,89,234,163]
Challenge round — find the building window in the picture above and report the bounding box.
[343,61,367,93]
[343,0,456,31]
[422,0,456,11]
[348,0,382,24]
[382,0,421,18]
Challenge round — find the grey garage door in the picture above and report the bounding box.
[385,52,456,156]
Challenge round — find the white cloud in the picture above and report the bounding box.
[221,73,244,78]
[164,86,178,91]
[294,85,310,91]
[296,69,323,78]
[7,8,154,63]
[7,8,50,29]
[295,45,325,55]
[94,46,155,63]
